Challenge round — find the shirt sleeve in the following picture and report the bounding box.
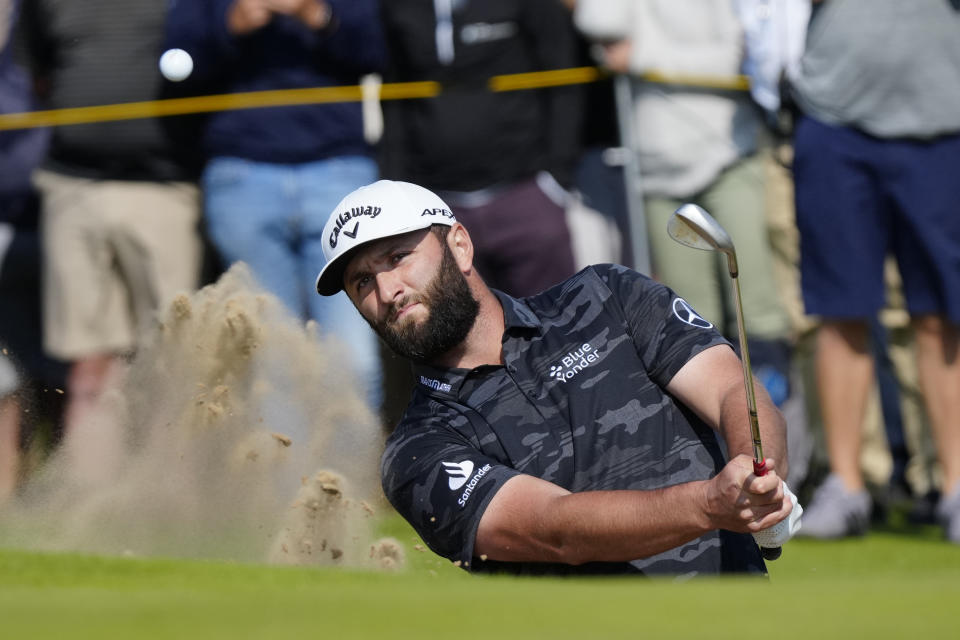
[381,408,521,569]
[597,264,731,387]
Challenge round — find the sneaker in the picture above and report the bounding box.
[935,485,960,544]
[796,474,871,539]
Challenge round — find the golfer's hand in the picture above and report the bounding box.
[704,454,792,534]
[227,0,330,34]
[600,40,632,74]
[752,482,803,548]
[227,0,274,35]
[264,0,332,29]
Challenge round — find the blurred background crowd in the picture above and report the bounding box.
[1,0,958,545]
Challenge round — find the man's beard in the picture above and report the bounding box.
[370,242,480,364]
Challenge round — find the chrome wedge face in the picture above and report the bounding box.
[668,203,738,277]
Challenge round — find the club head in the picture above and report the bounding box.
[667,204,739,277]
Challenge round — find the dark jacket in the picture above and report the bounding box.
[1,0,48,222]
[17,0,198,181]
[164,0,386,164]
[380,0,584,191]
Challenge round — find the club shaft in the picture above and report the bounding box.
[731,275,764,466]
[732,273,780,560]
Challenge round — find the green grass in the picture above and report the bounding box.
[1,515,958,639]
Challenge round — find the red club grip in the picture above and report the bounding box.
[753,458,768,476]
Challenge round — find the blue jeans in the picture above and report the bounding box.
[203,155,382,406]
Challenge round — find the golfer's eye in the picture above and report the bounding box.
[390,251,410,265]
[355,275,372,292]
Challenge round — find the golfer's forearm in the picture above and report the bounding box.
[476,481,713,565]
[718,384,788,478]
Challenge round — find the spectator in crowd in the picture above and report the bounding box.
[790,0,960,544]
[19,1,198,440]
[1,0,28,500]
[379,0,583,299]
[733,0,809,128]
[574,0,794,414]
[1,0,73,502]
[164,0,387,409]
[733,0,939,521]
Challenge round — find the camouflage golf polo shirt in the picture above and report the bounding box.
[381,264,765,576]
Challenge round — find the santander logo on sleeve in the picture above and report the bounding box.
[441,460,492,507]
[441,460,474,490]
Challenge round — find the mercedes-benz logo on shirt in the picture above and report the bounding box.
[672,298,713,329]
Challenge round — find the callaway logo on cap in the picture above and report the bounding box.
[315,180,456,296]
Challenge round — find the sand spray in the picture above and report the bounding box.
[1,265,404,569]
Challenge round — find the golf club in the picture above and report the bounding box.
[667,203,781,561]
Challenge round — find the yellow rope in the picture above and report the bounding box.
[0,67,749,132]
[488,66,604,92]
[639,70,751,92]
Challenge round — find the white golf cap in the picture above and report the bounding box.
[315,180,456,296]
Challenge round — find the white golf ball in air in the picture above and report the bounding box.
[159,48,193,82]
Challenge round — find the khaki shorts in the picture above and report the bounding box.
[35,170,201,360]
[644,155,790,341]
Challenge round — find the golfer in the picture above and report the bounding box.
[316,180,799,575]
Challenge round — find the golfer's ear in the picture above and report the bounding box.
[447,223,474,271]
